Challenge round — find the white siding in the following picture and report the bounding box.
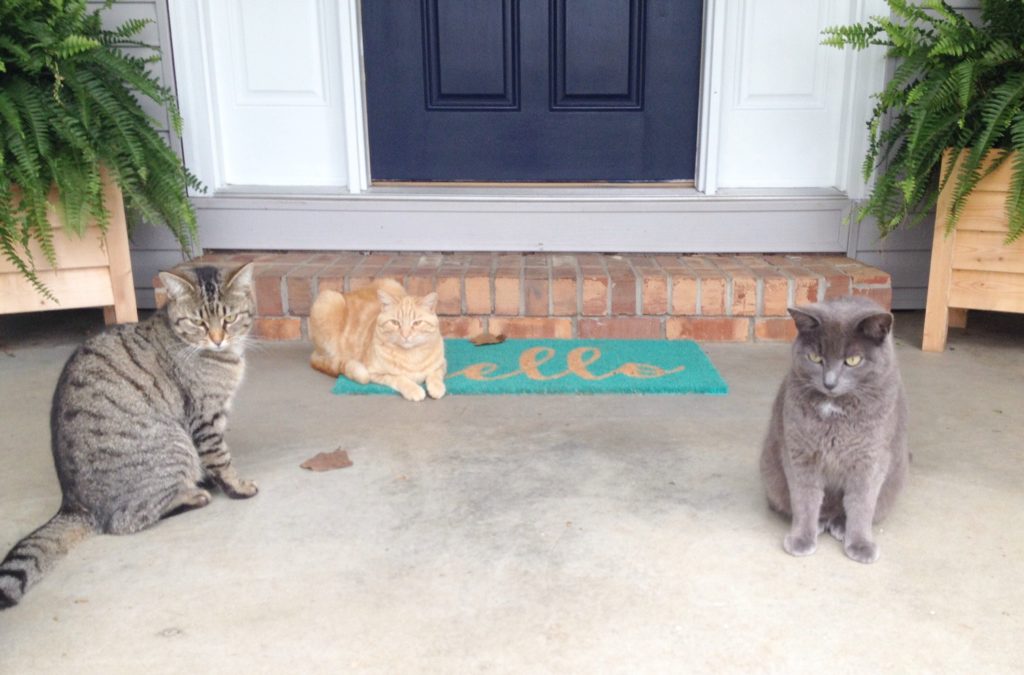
[91,0,184,308]
[851,0,982,309]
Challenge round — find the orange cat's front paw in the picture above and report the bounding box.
[399,383,427,401]
[426,379,446,399]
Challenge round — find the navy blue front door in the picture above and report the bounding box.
[362,0,704,182]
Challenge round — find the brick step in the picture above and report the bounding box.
[154,252,891,343]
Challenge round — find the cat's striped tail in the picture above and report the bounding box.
[0,510,95,610]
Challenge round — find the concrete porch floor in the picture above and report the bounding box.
[0,309,1021,672]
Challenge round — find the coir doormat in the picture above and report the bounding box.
[331,339,728,396]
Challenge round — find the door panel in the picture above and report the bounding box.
[553,0,643,109]
[363,0,703,182]
[424,0,519,109]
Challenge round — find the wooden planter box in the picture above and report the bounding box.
[0,173,138,324]
[923,151,1024,351]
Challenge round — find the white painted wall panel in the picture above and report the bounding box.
[715,0,850,188]
[173,0,349,189]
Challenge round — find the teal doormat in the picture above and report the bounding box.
[331,339,728,396]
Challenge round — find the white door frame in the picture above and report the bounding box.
[165,0,887,253]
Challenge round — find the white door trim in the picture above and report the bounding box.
[695,0,725,195]
[338,0,371,193]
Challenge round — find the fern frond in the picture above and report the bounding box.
[0,0,202,300]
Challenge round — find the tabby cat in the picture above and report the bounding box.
[760,296,909,564]
[0,264,258,609]
[309,279,447,401]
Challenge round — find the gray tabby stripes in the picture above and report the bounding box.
[0,263,258,609]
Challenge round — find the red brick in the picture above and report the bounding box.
[579,317,662,339]
[551,275,577,316]
[434,274,462,315]
[607,260,637,315]
[404,270,435,297]
[316,274,345,294]
[306,253,341,266]
[489,317,573,339]
[439,316,485,338]
[191,252,233,264]
[852,286,893,310]
[640,271,669,315]
[822,274,852,300]
[347,276,375,292]
[274,252,316,264]
[761,274,790,316]
[667,317,750,342]
[731,275,758,316]
[464,271,492,315]
[524,267,549,317]
[581,273,609,316]
[849,265,890,286]
[698,274,727,315]
[670,274,698,315]
[493,273,521,315]
[254,268,287,316]
[755,318,798,342]
[252,317,302,341]
[790,272,820,306]
[286,272,316,316]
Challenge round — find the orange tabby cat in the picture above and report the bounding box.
[309,279,447,401]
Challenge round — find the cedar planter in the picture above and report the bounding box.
[0,172,138,324]
[923,151,1024,351]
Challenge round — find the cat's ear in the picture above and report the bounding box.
[226,262,255,293]
[377,288,399,307]
[857,312,894,344]
[419,292,438,312]
[158,271,196,301]
[788,307,820,335]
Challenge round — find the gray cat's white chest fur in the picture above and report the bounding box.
[816,400,846,418]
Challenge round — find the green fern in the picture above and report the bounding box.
[823,0,1024,242]
[0,0,202,300]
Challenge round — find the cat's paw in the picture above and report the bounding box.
[224,478,259,499]
[844,539,879,564]
[825,517,846,542]
[426,380,446,399]
[783,534,817,557]
[400,385,427,402]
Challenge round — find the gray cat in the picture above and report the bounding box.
[760,295,909,564]
[0,264,258,609]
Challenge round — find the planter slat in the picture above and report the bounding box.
[949,269,1024,313]
[0,225,109,275]
[0,267,116,313]
[923,149,1024,351]
[952,191,1017,233]
[951,230,1024,274]
[0,171,138,323]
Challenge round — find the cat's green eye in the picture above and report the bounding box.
[189,318,205,327]
[806,353,823,364]
[224,314,237,324]
[845,355,863,367]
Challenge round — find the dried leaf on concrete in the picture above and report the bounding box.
[300,448,353,472]
[469,332,506,346]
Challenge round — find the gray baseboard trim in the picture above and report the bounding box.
[191,191,853,253]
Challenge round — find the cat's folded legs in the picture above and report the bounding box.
[344,359,371,385]
[783,481,824,557]
[426,361,447,399]
[376,373,426,401]
[105,484,212,534]
[840,479,884,564]
[201,446,258,499]
[195,430,258,498]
